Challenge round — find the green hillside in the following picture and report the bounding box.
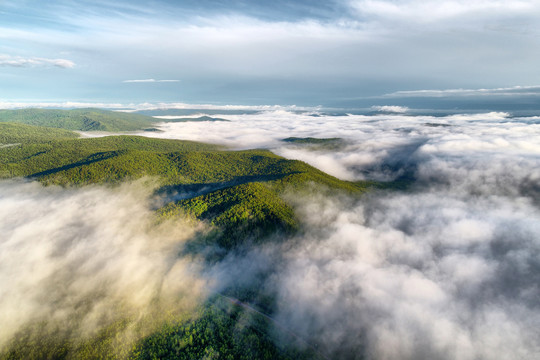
[0,135,218,182]
[282,137,342,144]
[281,137,346,150]
[1,126,367,247]
[0,123,79,145]
[0,108,156,131]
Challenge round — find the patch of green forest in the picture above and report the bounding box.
[130,297,321,360]
[282,137,342,144]
[281,137,346,150]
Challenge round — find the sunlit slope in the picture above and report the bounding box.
[0,108,156,131]
[0,122,79,144]
[0,125,369,248]
[0,135,218,181]
[0,135,362,189]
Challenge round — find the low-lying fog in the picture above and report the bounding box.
[146,110,540,359]
[1,110,539,359]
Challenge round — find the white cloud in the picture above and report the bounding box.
[122,79,180,83]
[207,161,540,359]
[0,54,74,68]
[2,1,540,99]
[267,189,540,359]
[384,85,540,98]
[0,101,317,112]
[143,110,540,187]
[349,0,539,24]
[371,105,409,112]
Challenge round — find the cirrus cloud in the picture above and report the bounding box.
[371,105,409,113]
[384,85,540,98]
[122,79,180,83]
[0,54,74,68]
[348,0,539,24]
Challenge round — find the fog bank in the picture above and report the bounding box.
[144,111,540,189]
[271,189,540,359]
[152,110,540,359]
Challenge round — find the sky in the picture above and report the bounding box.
[1,0,540,107]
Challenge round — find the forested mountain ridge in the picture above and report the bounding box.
[0,122,368,250]
[0,108,156,131]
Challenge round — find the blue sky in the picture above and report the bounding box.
[1,0,540,108]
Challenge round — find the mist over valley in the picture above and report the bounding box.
[0,108,538,359]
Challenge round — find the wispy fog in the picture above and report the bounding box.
[144,110,540,359]
[271,190,540,359]
[145,110,540,187]
[0,180,207,353]
[204,185,540,359]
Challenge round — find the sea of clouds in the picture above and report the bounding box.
[146,110,540,184]
[147,110,540,359]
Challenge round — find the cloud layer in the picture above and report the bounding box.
[123,79,180,83]
[0,54,74,68]
[349,0,539,24]
[145,110,540,185]
[142,109,540,358]
[384,85,540,98]
[270,188,540,359]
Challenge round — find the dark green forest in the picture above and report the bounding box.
[281,137,346,151]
